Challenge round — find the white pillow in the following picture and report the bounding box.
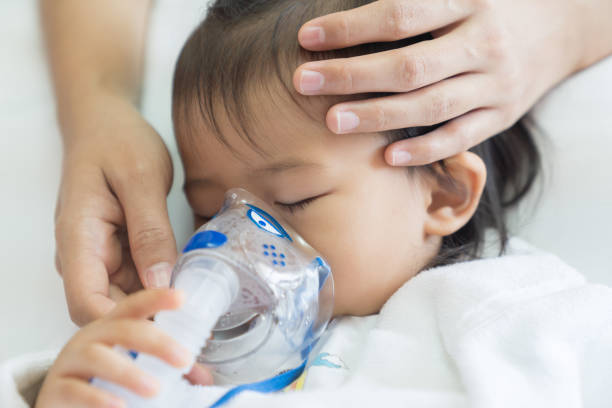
[515,57,612,285]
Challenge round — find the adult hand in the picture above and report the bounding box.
[295,0,607,166]
[54,92,177,326]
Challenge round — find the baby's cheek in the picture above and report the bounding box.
[325,220,423,315]
[323,232,393,315]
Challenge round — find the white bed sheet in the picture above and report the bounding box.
[1,0,610,363]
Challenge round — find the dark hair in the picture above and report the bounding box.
[172,0,541,266]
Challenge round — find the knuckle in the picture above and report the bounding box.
[335,63,354,93]
[427,92,455,125]
[338,14,352,45]
[398,52,426,90]
[131,225,172,255]
[387,1,414,38]
[481,26,511,65]
[372,102,390,130]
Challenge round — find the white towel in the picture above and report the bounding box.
[0,350,56,408]
[181,239,612,407]
[3,239,612,407]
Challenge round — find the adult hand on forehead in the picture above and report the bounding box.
[295,0,612,166]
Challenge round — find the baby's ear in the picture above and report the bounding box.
[423,152,486,237]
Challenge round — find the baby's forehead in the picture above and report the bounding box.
[175,85,334,161]
[175,101,336,186]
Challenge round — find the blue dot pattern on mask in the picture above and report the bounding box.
[262,244,287,267]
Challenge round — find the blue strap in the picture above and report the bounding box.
[209,359,307,408]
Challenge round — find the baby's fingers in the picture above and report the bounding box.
[37,377,125,408]
[108,288,184,320]
[88,319,193,369]
[62,343,160,398]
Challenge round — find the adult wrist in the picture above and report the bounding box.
[55,85,138,147]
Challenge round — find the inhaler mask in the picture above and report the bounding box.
[172,188,334,384]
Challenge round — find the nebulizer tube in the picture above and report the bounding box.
[92,257,239,408]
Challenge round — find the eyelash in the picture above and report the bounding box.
[276,196,319,214]
[195,195,323,221]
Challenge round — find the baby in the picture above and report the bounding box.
[9,0,612,407]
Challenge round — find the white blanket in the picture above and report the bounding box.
[3,239,612,407]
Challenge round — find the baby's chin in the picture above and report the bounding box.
[331,294,386,317]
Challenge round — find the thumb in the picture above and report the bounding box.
[120,187,178,289]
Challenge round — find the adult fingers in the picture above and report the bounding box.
[108,245,143,295]
[295,33,480,96]
[40,378,125,408]
[298,0,473,50]
[61,343,160,398]
[62,257,116,326]
[326,74,493,134]
[108,284,129,303]
[384,108,506,166]
[115,180,177,289]
[58,217,118,326]
[55,162,131,325]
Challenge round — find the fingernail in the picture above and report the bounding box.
[145,262,172,288]
[300,26,325,47]
[392,150,412,166]
[336,111,360,133]
[300,70,325,93]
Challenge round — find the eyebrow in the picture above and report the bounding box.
[183,159,321,192]
[253,159,321,176]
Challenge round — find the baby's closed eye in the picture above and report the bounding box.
[275,194,326,214]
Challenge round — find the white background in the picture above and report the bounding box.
[1,0,611,363]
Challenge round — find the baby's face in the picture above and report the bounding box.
[176,97,440,316]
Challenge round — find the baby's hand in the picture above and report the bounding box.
[36,289,194,408]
